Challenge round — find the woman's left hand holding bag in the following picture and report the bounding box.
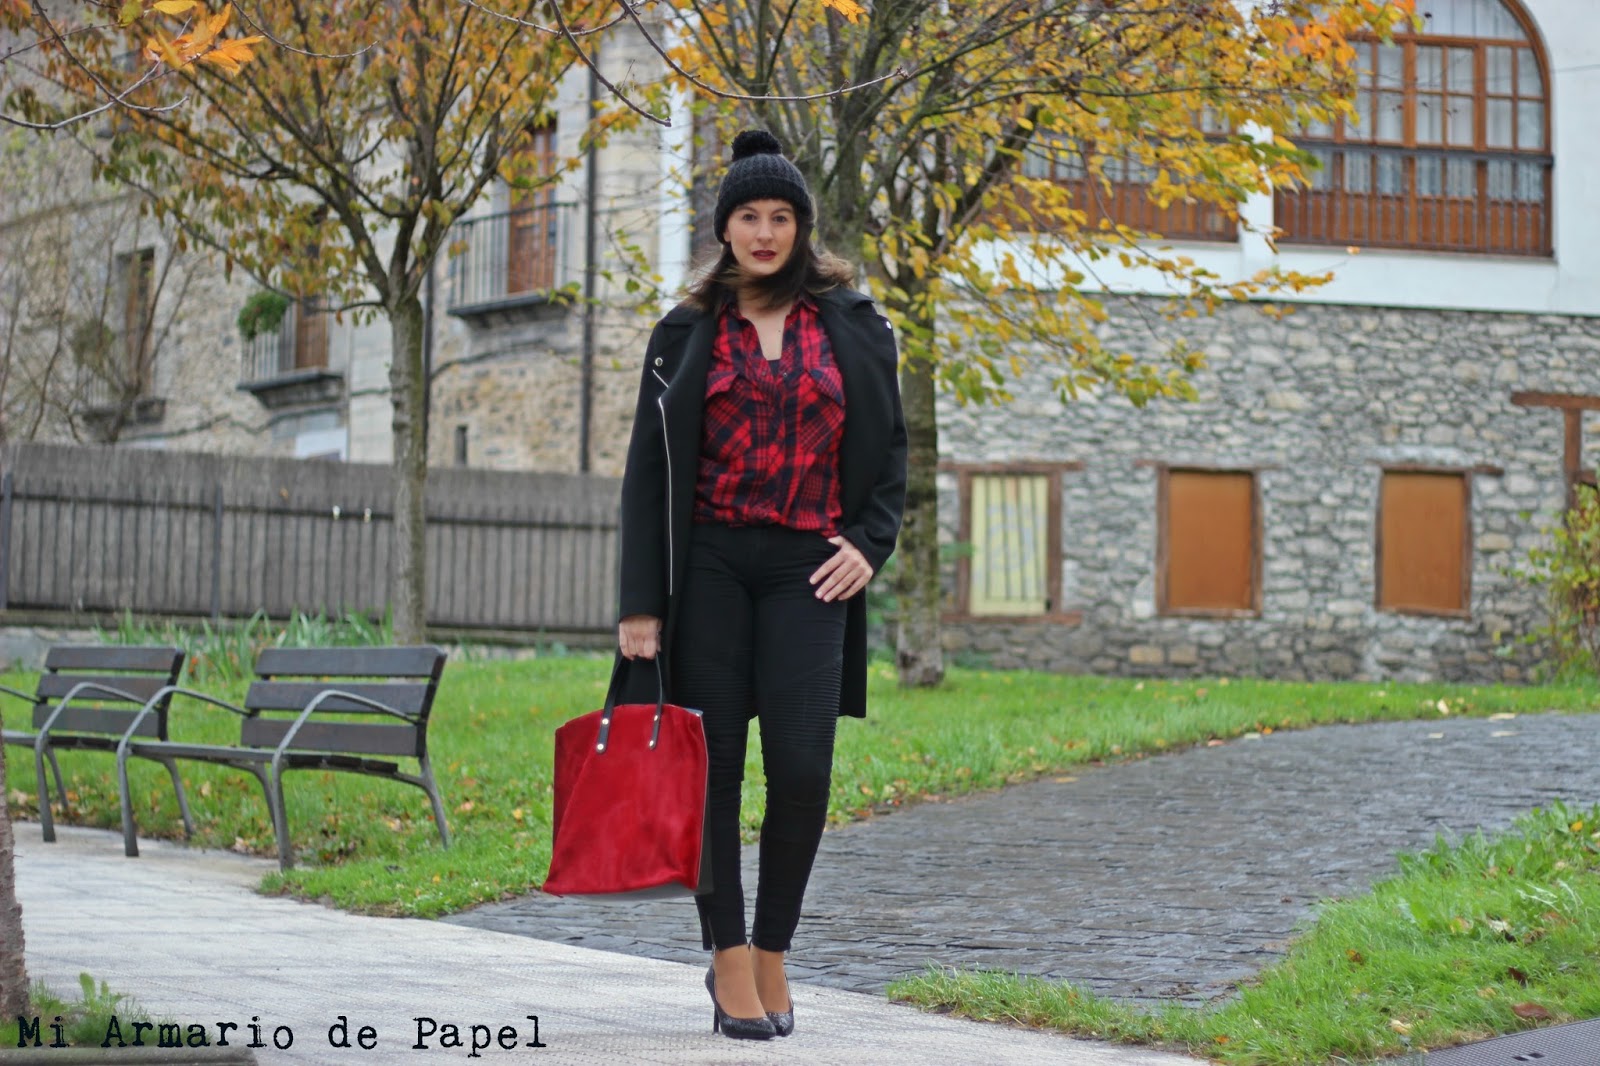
[618,614,663,660]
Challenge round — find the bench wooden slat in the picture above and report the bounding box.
[35,674,172,703]
[31,704,163,737]
[43,646,184,672]
[129,739,405,775]
[239,718,420,757]
[253,646,445,679]
[242,681,431,715]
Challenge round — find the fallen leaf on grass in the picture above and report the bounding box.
[1436,699,1451,716]
[1206,739,1226,747]
[1511,1002,1553,1021]
[1507,967,1530,985]
[1346,949,1365,965]
[1388,1019,1411,1035]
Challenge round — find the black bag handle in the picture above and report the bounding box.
[597,653,666,754]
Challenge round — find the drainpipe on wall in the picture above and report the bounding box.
[579,51,600,475]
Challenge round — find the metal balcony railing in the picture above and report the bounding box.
[447,202,576,311]
[240,302,329,384]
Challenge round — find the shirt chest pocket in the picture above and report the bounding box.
[804,364,846,410]
[704,366,741,402]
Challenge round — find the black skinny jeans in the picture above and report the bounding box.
[670,521,847,953]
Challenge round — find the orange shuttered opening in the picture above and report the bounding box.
[1165,471,1256,613]
[1379,472,1468,614]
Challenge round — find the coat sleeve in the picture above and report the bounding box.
[840,311,908,576]
[617,324,669,623]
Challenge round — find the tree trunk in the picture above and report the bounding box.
[388,294,429,644]
[0,740,30,1020]
[892,297,945,688]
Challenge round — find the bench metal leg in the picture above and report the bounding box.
[44,748,65,810]
[117,744,140,858]
[34,742,56,843]
[156,758,195,838]
[264,764,294,870]
[418,754,451,849]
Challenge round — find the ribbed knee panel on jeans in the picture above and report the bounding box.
[670,523,846,953]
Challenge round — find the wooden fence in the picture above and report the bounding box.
[0,442,621,635]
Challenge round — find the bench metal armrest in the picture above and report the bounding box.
[269,688,418,777]
[115,685,251,755]
[36,680,154,744]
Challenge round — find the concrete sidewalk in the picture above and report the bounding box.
[10,827,1197,1066]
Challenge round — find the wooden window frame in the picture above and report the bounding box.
[1155,465,1264,619]
[1374,465,1481,619]
[1511,392,1600,509]
[1276,0,1553,257]
[944,462,1083,624]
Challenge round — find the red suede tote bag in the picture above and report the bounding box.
[543,656,711,898]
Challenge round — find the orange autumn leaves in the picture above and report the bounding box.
[135,0,263,73]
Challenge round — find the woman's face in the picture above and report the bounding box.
[722,199,797,278]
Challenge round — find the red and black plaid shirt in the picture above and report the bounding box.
[693,294,846,534]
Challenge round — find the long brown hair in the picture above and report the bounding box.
[683,217,856,313]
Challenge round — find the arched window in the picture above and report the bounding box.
[1276,0,1551,256]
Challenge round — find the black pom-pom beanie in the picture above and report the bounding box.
[713,130,814,243]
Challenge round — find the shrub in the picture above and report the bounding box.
[1518,482,1600,678]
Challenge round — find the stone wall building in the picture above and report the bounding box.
[1,23,683,475]
[935,0,1600,681]
[5,0,1596,683]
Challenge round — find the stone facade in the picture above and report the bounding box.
[937,298,1600,682]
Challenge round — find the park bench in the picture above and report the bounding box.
[116,645,451,870]
[0,645,191,845]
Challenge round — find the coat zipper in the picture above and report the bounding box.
[651,369,674,596]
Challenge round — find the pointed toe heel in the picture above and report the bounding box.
[705,967,776,1040]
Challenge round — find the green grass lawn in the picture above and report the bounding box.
[3,655,1596,917]
[890,801,1600,1064]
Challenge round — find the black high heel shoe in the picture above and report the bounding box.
[765,999,794,1038]
[762,969,794,1037]
[705,967,776,1040]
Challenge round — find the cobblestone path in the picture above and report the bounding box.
[447,713,1600,1004]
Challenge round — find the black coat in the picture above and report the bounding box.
[615,285,908,717]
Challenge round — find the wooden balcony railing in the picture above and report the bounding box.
[1276,143,1552,257]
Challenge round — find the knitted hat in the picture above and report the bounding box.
[713,130,813,243]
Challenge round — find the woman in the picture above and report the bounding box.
[616,129,906,1041]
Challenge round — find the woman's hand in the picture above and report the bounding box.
[618,614,662,660]
[810,536,874,602]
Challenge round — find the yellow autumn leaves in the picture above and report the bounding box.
[820,0,865,23]
[130,0,264,74]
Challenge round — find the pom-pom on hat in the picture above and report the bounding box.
[713,130,814,243]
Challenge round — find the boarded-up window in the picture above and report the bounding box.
[1160,469,1259,614]
[968,473,1052,616]
[1378,471,1470,614]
